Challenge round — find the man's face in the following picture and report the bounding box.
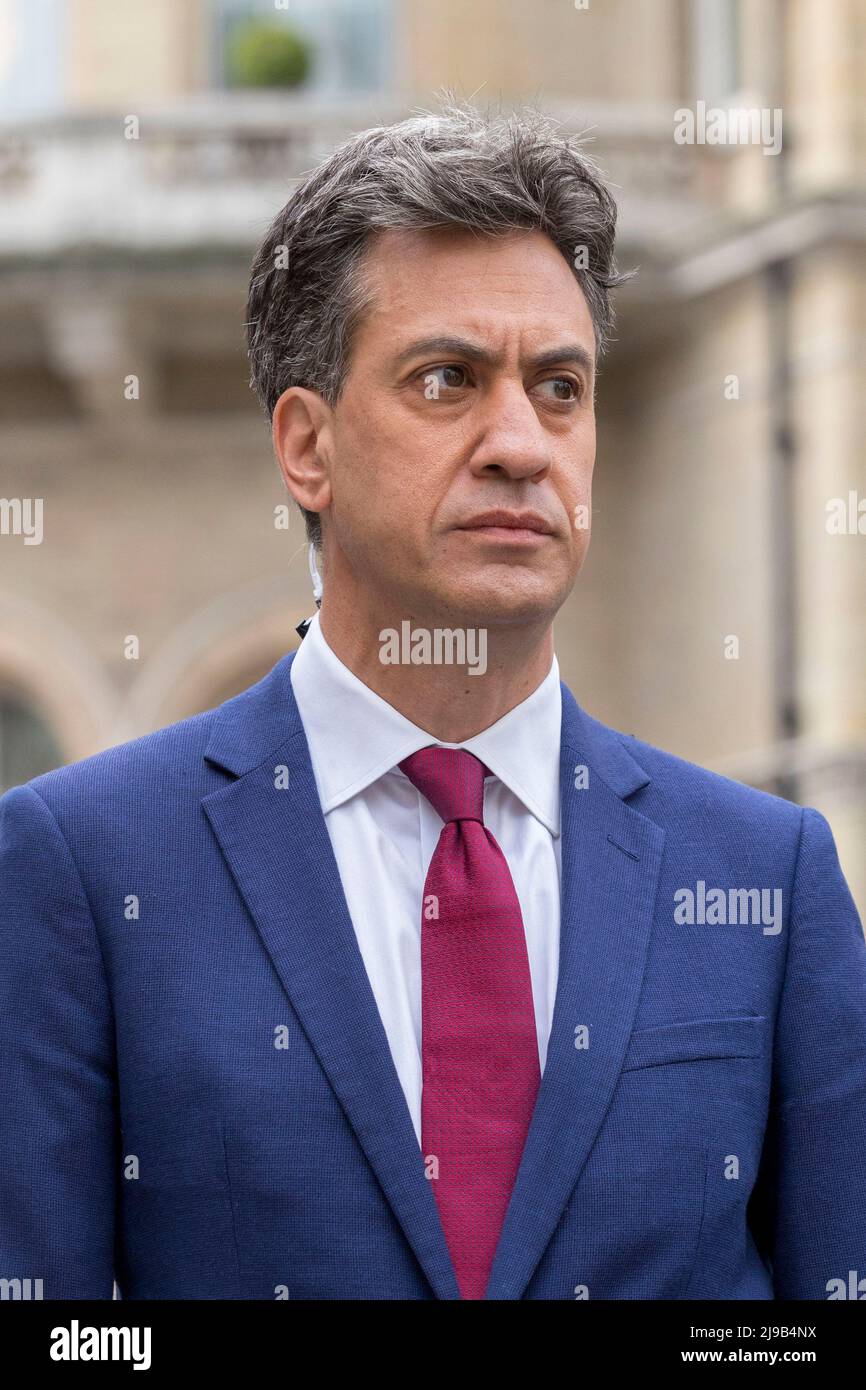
[322,225,597,626]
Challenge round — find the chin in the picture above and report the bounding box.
[434,576,566,627]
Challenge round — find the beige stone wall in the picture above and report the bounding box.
[65,0,209,108]
[558,276,777,763]
[786,0,865,193]
[795,244,866,745]
[0,399,305,756]
[399,0,683,105]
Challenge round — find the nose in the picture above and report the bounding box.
[468,381,554,483]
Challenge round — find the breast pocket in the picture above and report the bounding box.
[621,1015,766,1071]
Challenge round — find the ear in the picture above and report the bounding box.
[272,386,333,519]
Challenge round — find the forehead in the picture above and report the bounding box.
[354,225,595,349]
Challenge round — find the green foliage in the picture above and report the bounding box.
[226,19,313,90]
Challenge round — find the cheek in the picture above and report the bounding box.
[334,406,422,514]
[579,421,596,479]
[362,438,445,535]
[555,450,594,550]
[558,443,594,508]
[333,447,429,562]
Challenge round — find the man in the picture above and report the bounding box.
[1,104,865,1302]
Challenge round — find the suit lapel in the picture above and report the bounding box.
[485,685,666,1299]
[201,653,460,1300]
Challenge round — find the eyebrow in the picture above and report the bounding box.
[390,334,595,379]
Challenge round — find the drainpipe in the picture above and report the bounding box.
[765,257,798,790]
[764,0,799,802]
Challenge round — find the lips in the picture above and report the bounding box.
[457,510,554,534]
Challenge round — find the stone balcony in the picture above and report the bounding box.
[0,94,716,262]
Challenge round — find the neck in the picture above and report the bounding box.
[316,592,555,743]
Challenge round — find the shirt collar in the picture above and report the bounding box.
[290,610,561,836]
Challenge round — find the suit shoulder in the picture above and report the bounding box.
[18,705,221,815]
[587,712,803,834]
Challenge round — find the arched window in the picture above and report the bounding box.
[0,688,64,793]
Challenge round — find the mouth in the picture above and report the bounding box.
[454,511,555,544]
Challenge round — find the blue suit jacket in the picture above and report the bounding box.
[2,651,865,1300]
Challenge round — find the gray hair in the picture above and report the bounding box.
[246,100,630,550]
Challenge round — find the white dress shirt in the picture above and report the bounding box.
[290,611,562,1148]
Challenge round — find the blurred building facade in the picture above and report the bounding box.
[0,0,864,907]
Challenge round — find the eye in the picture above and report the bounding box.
[421,363,471,394]
[535,376,580,402]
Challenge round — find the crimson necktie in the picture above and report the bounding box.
[399,745,541,1299]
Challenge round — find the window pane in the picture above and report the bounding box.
[215,0,393,94]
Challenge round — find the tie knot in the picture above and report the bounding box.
[398,746,489,825]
